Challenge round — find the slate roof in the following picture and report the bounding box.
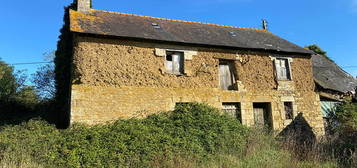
[69,9,312,55]
[313,54,357,93]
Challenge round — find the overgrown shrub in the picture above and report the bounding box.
[335,103,357,132]
[0,59,40,126]
[0,103,338,167]
[324,102,357,167]
[0,103,249,167]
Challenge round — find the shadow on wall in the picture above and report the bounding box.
[277,113,317,159]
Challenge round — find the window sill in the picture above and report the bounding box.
[277,79,292,81]
[220,89,239,92]
[165,72,186,76]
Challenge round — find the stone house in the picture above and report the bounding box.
[58,0,325,135]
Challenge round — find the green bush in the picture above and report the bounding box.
[0,103,249,167]
[325,102,357,167]
[335,102,357,132]
[0,103,337,167]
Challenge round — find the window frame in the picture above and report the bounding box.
[273,57,293,81]
[218,59,237,91]
[165,51,185,75]
[222,102,241,122]
[283,102,294,120]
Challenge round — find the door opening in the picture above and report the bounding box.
[253,103,272,129]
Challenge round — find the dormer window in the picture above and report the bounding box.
[274,58,292,80]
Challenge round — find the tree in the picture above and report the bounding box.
[0,59,40,124]
[0,60,18,101]
[32,64,55,99]
[53,2,77,128]
[305,44,327,56]
[0,59,35,103]
[305,44,334,62]
[335,103,357,132]
[0,59,39,103]
[32,52,56,100]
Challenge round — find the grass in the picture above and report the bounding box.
[0,103,345,167]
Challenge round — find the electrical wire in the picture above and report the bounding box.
[9,61,53,65]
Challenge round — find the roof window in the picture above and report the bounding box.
[229,31,237,37]
[152,23,161,29]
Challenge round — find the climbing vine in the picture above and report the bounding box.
[54,2,76,128]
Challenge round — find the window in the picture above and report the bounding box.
[284,102,294,120]
[175,102,190,109]
[219,60,236,90]
[165,51,184,74]
[222,103,241,122]
[274,58,291,80]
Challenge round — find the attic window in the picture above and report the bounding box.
[165,51,184,75]
[274,58,292,80]
[229,32,237,37]
[152,23,161,29]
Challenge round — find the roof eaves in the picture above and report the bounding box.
[314,79,345,93]
[72,31,312,55]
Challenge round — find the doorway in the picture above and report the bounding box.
[253,103,272,129]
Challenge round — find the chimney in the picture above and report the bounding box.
[262,19,268,31]
[77,0,91,13]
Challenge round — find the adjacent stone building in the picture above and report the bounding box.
[58,0,325,135]
[312,54,357,131]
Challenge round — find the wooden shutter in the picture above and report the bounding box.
[165,56,173,72]
[280,59,287,80]
[275,59,282,80]
[285,60,291,80]
[166,52,184,74]
[254,108,265,126]
[219,64,233,90]
[219,62,236,90]
[172,53,180,73]
[275,58,290,80]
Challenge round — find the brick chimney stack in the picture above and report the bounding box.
[77,0,91,13]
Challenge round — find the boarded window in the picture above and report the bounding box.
[166,51,184,74]
[222,103,241,122]
[284,102,294,120]
[219,61,236,90]
[275,58,291,80]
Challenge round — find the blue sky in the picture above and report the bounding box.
[1,0,357,78]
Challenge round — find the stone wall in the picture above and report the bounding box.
[70,35,325,136]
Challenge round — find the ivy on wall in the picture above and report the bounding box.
[54,2,76,128]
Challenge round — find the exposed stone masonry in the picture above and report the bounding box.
[70,35,325,136]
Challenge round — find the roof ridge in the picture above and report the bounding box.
[91,9,267,32]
